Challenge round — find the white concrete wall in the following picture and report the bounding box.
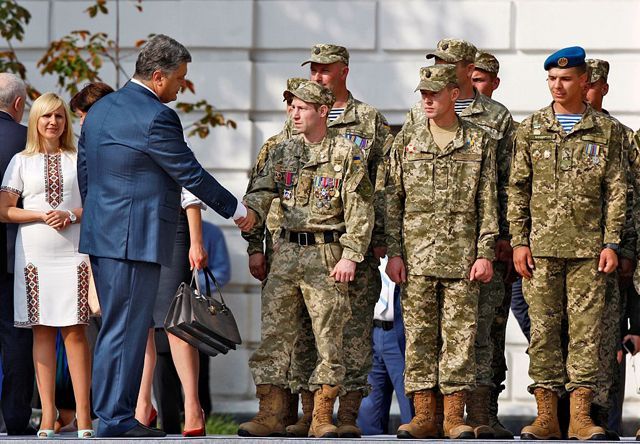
[8,0,640,420]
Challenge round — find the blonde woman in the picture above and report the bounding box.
[0,93,93,438]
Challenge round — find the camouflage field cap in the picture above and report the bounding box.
[475,51,500,74]
[586,58,610,83]
[301,44,350,66]
[290,81,336,107]
[426,38,477,63]
[415,65,458,92]
[283,77,307,102]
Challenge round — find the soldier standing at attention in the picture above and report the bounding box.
[386,64,498,440]
[508,46,627,441]
[239,82,374,438]
[403,39,513,438]
[286,44,393,439]
[473,50,518,439]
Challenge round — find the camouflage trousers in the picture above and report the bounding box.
[490,276,513,391]
[593,273,622,408]
[403,275,478,395]
[288,255,381,395]
[249,240,350,391]
[523,257,605,395]
[475,262,507,387]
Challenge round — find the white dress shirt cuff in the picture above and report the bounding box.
[233,201,247,220]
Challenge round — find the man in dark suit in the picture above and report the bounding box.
[78,35,255,437]
[0,73,35,435]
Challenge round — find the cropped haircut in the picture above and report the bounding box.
[0,73,27,110]
[24,93,75,155]
[134,34,192,80]
[69,82,114,113]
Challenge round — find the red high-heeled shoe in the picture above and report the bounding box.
[146,407,158,428]
[182,409,206,437]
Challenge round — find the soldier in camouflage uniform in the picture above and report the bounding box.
[238,82,374,439]
[401,39,514,438]
[473,50,519,439]
[508,47,627,441]
[584,58,637,439]
[285,44,393,438]
[386,64,498,440]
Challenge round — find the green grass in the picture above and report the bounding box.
[205,414,239,435]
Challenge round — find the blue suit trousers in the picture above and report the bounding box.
[90,256,160,436]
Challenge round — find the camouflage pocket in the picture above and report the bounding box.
[321,242,343,271]
[450,158,481,210]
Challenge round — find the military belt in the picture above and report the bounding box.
[373,319,394,331]
[280,229,341,246]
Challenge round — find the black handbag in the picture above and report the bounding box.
[164,267,241,356]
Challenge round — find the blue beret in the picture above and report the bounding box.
[544,46,586,70]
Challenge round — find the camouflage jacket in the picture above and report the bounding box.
[508,103,627,258]
[243,133,374,263]
[386,117,498,278]
[402,90,513,240]
[284,92,393,249]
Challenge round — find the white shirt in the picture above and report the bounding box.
[129,78,246,220]
[373,256,395,322]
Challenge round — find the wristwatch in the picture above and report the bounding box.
[603,243,619,253]
[67,209,77,224]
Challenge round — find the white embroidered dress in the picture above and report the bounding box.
[1,151,90,327]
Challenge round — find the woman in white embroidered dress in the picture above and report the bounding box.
[0,93,93,438]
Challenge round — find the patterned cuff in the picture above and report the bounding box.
[341,248,364,263]
[1,185,22,196]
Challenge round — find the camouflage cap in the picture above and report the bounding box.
[426,38,477,63]
[475,51,500,74]
[415,65,458,92]
[283,77,307,102]
[290,81,335,107]
[586,58,610,83]
[301,44,349,66]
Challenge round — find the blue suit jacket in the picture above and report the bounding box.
[78,81,238,266]
[0,111,26,277]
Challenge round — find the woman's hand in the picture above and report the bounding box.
[189,241,208,270]
[43,210,70,231]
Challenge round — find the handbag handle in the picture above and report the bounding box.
[202,267,229,311]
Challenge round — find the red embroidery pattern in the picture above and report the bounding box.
[44,154,63,208]
[77,262,90,323]
[24,263,40,325]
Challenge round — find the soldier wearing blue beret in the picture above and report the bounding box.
[509,46,627,440]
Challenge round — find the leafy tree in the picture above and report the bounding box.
[0,0,234,137]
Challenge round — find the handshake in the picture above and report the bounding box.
[234,204,257,232]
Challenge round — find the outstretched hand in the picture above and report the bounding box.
[235,207,256,232]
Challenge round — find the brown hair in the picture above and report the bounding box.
[69,82,114,113]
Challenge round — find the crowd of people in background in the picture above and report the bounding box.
[0,32,639,441]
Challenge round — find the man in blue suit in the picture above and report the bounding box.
[78,35,255,437]
[0,73,35,436]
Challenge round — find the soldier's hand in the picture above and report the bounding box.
[330,258,356,282]
[235,207,257,232]
[599,248,618,274]
[386,256,406,284]
[373,246,388,260]
[513,246,535,279]
[249,252,267,281]
[470,258,493,283]
[622,334,640,356]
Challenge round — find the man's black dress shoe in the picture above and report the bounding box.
[118,423,167,437]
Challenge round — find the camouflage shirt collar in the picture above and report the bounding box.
[426,116,466,156]
[302,134,333,167]
[458,89,485,117]
[328,92,357,127]
[541,102,596,133]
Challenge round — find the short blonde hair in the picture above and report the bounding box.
[24,93,75,155]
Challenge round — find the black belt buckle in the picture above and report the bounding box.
[374,319,394,331]
[298,232,310,246]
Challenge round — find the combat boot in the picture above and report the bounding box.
[237,384,286,437]
[488,387,514,439]
[520,388,561,440]
[443,391,474,439]
[336,390,363,438]
[568,387,606,440]
[308,385,339,438]
[285,390,313,436]
[465,386,495,439]
[435,389,444,438]
[591,403,619,440]
[397,390,438,439]
[283,391,299,427]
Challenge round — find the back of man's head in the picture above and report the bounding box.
[134,34,192,80]
[0,73,27,120]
